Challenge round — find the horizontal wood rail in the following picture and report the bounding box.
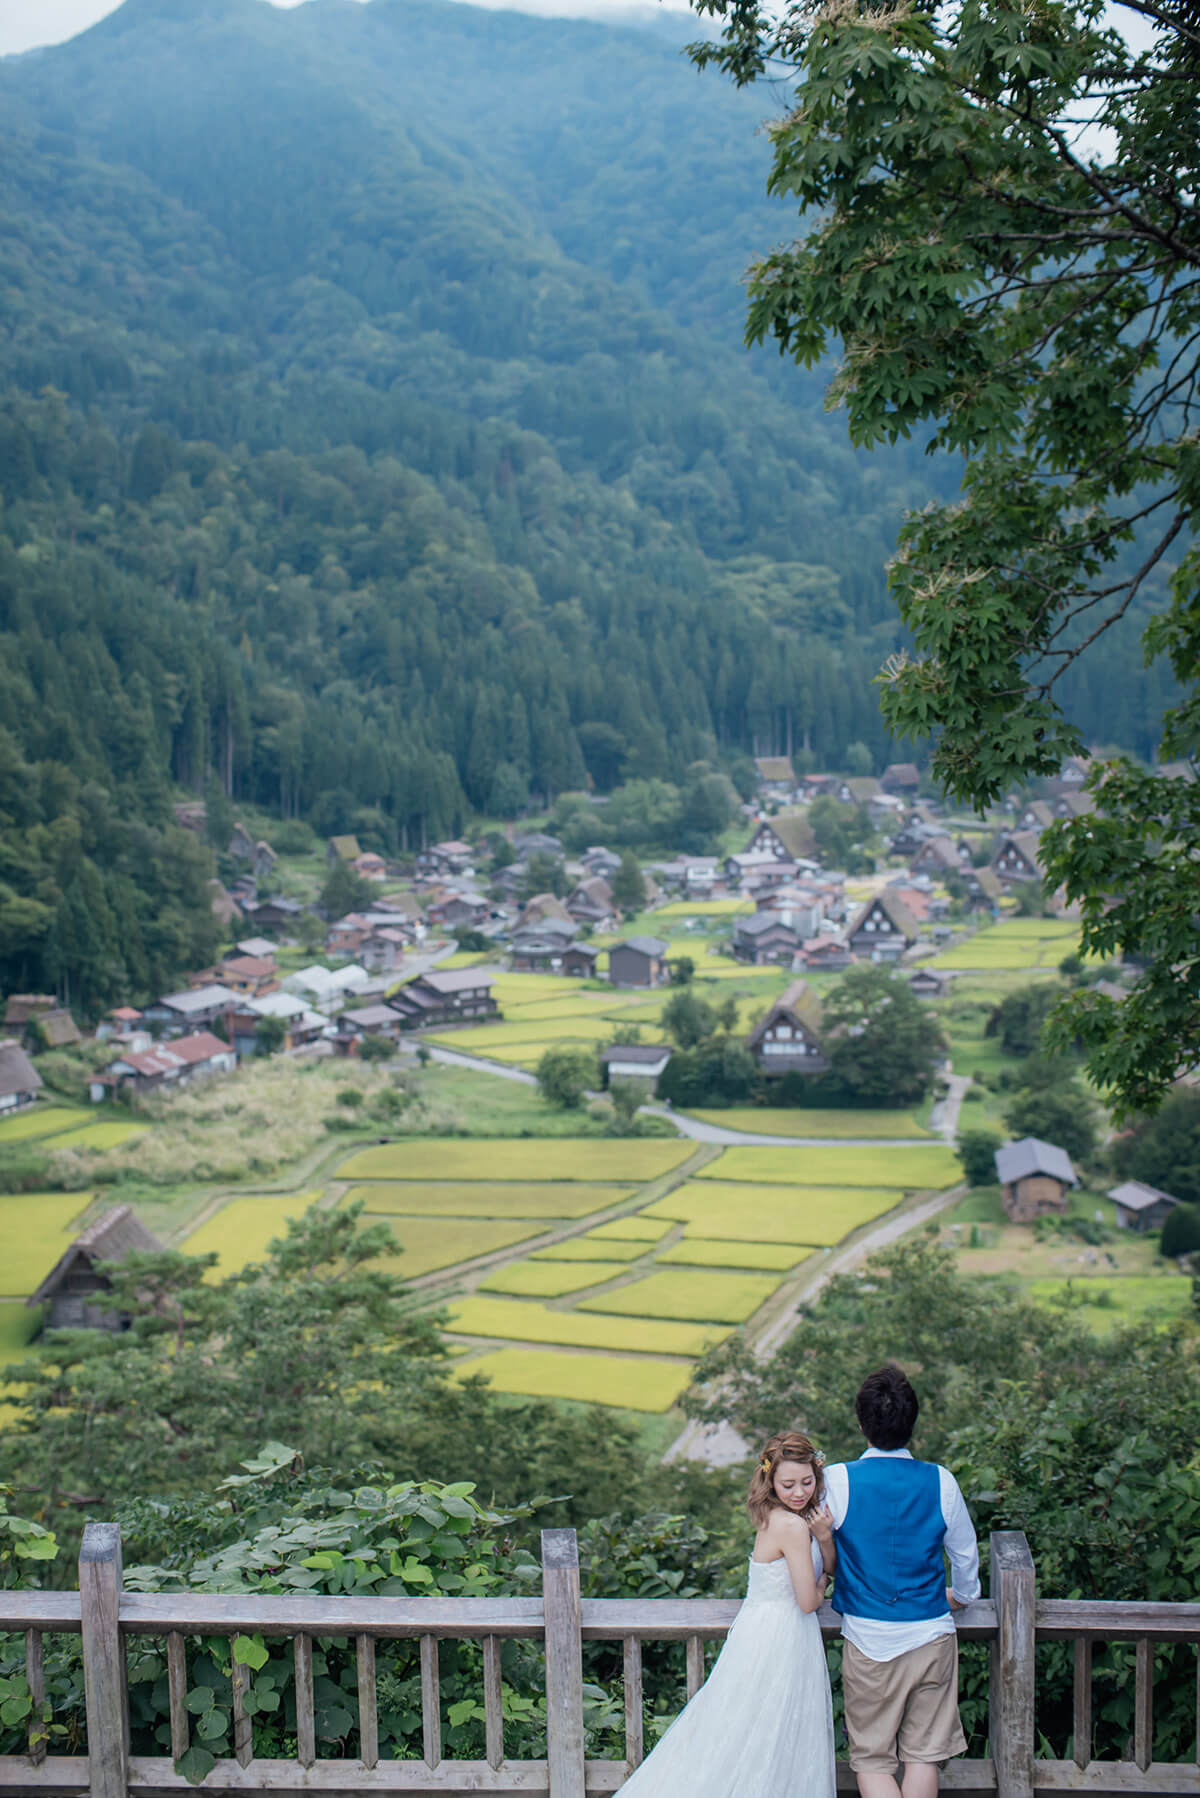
[1,1526,1198,1796]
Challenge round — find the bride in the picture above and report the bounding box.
[615,1430,837,1797]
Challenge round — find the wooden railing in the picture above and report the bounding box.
[1,1524,1198,1795]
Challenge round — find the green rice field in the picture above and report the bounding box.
[339,1140,695,1182]
[695,1144,960,1188]
[340,1182,635,1218]
[686,1108,932,1139]
[478,1259,631,1298]
[654,899,754,918]
[455,1347,695,1412]
[0,1105,92,1142]
[1025,1275,1192,1332]
[645,1181,903,1244]
[364,1217,547,1279]
[48,1121,147,1151]
[0,1191,94,1295]
[577,1267,781,1324]
[929,920,1082,971]
[446,1296,728,1357]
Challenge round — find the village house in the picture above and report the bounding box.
[868,791,907,826]
[2,995,55,1032]
[359,927,408,974]
[29,1206,166,1331]
[281,964,369,1012]
[334,1003,408,1052]
[745,812,817,864]
[747,980,829,1078]
[1048,754,1092,796]
[797,774,838,799]
[516,893,572,932]
[801,936,853,971]
[491,862,527,901]
[754,757,797,801]
[909,967,950,998]
[0,1039,42,1114]
[562,942,601,978]
[207,881,242,931]
[326,914,370,957]
[679,857,722,895]
[608,937,670,988]
[959,866,1002,911]
[754,885,825,937]
[731,913,801,967]
[881,762,922,795]
[992,831,1045,885]
[388,968,500,1029]
[514,831,564,860]
[141,984,234,1037]
[846,891,920,959]
[230,937,278,963]
[600,1043,673,1088]
[251,840,277,884]
[353,852,387,881]
[327,834,362,866]
[207,955,279,999]
[1016,798,1055,831]
[581,846,622,879]
[228,993,326,1057]
[1108,1180,1181,1235]
[96,1006,145,1042]
[241,895,305,933]
[1052,791,1095,821]
[909,835,962,879]
[565,876,615,928]
[93,1031,237,1103]
[426,890,490,932]
[995,1137,1078,1223]
[27,1009,82,1052]
[834,776,882,807]
[417,840,475,879]
[511,923,580,973]
[228,820,256,861]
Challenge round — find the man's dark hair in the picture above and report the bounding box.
[855,1364,919,1450]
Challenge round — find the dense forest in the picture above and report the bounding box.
[0,0,1178,1003]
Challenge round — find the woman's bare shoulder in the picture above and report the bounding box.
[760,1508,811,1544]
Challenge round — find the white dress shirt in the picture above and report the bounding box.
[823,1447,981,1662]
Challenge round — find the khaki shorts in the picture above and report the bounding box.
[843,1633,967,1774]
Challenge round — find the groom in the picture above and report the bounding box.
[823,1364,980,1798]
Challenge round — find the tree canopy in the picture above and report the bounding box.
[689,0,1199,1113]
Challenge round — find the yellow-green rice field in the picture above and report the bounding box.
[695,1144,960,1188]
[585,1216,674,1242]
[478,1259,632,1298]
[532,1237,653,1263]
[929,920,1082,971]
[339,1140,695,1183]
[645,1181,903,1244]
[685,1107,932,1139]
[446,1296,728,1357]
[183,1192,326,1275]
[0,1191,95,1295]
[577,1267,781,1324]
[47,1122,147,1151]
[455,1347,695,1411]
[658,1238,812,1272]
[340,1182,636,1218]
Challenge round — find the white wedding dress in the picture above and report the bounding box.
[614,1544,837,1796]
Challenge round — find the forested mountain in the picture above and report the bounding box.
[0,0,1177,1005]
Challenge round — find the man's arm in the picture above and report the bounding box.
[939,1467,981,1606]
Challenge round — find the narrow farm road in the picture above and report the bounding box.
[427,1046,537,1084]
[655,1109,940,1148]
[930,1072,971,1142]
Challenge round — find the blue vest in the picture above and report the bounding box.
[833,1456,948,1621]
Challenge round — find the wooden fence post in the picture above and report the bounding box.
[990,1530,1035,1798]
[542,1528,586,1798]
[79,1522,128,1798]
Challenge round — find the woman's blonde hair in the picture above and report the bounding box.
[747,1431,825,1527]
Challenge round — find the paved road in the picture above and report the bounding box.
[656,1108,944,1148]
[427,1045,537,1084]
[930,1072,971,1142]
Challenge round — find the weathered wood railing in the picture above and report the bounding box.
[1,1524,1198,1796]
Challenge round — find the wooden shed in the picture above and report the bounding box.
[28,1206,165,1331]
[995,1137,1078,1224]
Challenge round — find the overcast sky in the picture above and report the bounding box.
[0,0,691,58]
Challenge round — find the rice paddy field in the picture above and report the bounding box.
[0,1105,92,1143]
[577,1268,782,1324]
[183,1191,326,1275]
[48,1121,147,1151]
[693,1144,961,1187]
[455,1348,696,1412]
[645,1181,903,1244]
[479,1259,632,1297]
[685,1107,932,1139]
[446,1295,728,1356]
[338,1140,695,1182]
[0,1191,95,1296]
[928,919,1083,971]
[341,1181,636,1218]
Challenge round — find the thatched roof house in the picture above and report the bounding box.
[29,1206,165,1331]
